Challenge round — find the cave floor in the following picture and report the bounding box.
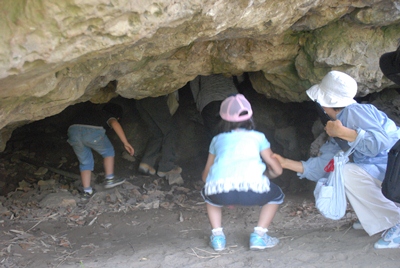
[1,92,400,267]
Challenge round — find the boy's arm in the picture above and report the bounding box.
[108,119,135,156]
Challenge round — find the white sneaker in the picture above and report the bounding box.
[374,238,400,249]
[352,220,364,230]
[383,223,400,241]
[374,223,400,249]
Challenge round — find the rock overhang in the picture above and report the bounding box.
[1,0,400,151]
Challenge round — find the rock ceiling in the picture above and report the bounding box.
[0,0,400,151]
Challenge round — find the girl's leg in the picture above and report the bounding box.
[207,203,222,229]
[206,203,225,251]
[250,185,283,250]
[250,203,280,250]
[257,203,279,228]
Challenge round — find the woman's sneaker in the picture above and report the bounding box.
[249,232,279,250]
[210,234,226,251]
[104,177,126,189]
[352,220,364,230]
[374,223,400,249]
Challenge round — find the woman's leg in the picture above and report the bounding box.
[344,163,400,236]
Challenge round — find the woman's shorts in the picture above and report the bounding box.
[201,181,285,208]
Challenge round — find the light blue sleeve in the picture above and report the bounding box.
[340,104,397,157]
[209,135,217,155]
[298,139,340,182]
[300,103,399,182]
[258,132,270,151]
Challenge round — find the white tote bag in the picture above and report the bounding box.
[313,149,352,220]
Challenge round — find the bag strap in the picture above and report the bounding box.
[337,129,365,158]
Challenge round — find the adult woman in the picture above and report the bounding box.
[274,71,400,249]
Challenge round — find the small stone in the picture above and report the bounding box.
[122,151,136,162]
[167,174,184,185]
[34,167,48,176]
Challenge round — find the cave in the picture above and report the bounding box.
[0,73,319,197]
[2,1,400,266]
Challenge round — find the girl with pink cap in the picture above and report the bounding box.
[201,94,284,251]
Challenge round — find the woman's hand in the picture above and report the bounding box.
[325,119,357,142]
[272,153,304,174]
[325,120,343,137]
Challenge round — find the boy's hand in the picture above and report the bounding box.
[124,143,135,156]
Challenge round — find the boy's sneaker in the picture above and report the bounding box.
[81,189,96,200]
[374,223,400,249]
[138,163,156,175]
[104,177,126,189]
[249,232,279,250]
[157,166,182,178]
[210,234,226,251]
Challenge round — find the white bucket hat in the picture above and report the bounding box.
[306,71,357,107]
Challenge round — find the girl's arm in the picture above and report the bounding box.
[109,118,135,156]
[260,148,282,179]
[202,153,215,182]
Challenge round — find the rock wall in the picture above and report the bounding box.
[1,0,400,151]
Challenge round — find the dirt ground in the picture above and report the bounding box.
[1,87,400,268]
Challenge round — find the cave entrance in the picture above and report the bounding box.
[0,75,319,199]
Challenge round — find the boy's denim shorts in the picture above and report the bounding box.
[67,125,115,171]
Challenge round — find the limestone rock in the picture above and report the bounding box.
[39,191,77,208]
[1,0,400,151]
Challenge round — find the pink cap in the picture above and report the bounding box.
[220,94,253,122]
